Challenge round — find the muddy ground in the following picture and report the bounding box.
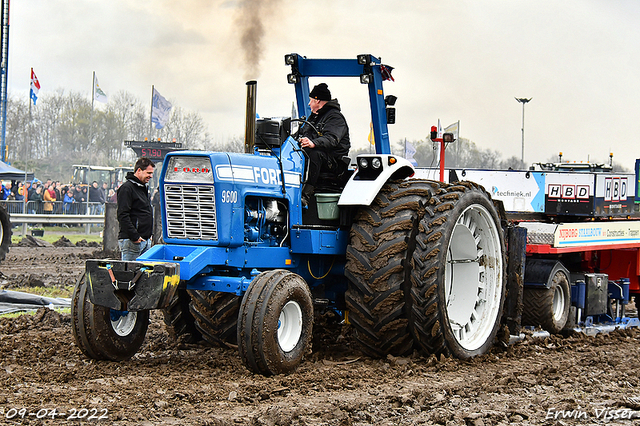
[1,246,640,425]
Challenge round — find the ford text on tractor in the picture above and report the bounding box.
[72,54,635,376]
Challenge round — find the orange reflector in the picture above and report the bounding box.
[377,89,383,95]
[285,259,292,265]
[389,157,397,165]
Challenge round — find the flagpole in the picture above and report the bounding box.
[24,68,31,222]
[86,71,95,217]
[149,85,154,138]
[91,71,95,111]
[455,120,460,165]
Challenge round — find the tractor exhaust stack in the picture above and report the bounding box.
[244,80,257,153]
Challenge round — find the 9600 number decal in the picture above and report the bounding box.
[221,190,238,203]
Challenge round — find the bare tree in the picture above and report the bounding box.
[3,89,212,181]
[157,106,207,149]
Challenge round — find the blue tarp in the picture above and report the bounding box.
[0,161,34,181]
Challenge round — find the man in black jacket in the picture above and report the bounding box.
[299,83,350,204]
[117,157,155,261]
[88,181,103,214]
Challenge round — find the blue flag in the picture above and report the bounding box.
[151,88,172,129]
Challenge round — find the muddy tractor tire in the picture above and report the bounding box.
[522,260,571,334]
[71,272,149,361]
[410,181,506,359]
[162,288,202,344]
[345,180,434,357]
[188,289,240,346]
[238,270,313,376]
[0,205,11,263]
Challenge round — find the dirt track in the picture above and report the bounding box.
[1,246,640,425]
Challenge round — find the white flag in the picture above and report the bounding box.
[444,121,459,139]
[94,76,108,103]
[151,88,172,129]
[405,141,418,166]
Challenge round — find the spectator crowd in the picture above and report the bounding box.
[0,179,118,214]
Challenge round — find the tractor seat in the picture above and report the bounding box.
[316,156,351,193]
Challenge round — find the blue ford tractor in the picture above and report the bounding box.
[72,54,506,375]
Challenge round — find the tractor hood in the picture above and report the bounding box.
[160,143,304,247]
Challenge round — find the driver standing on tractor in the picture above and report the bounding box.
[298,83,350,206]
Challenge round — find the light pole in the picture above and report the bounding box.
[515,97,532,165]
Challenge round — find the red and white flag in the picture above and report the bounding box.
[30,68,40,105]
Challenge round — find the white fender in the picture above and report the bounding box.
[338,155,415,206]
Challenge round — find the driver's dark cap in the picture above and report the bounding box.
[309,83,331,101]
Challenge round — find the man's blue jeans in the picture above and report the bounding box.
[118,238,152,261]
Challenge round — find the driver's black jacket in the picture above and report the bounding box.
[299,99,350,158]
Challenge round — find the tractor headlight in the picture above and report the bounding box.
[165,156,214,183]
[355,155,386,181]
[360,73,373,84]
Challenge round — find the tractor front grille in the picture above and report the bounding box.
[164,184,218,241]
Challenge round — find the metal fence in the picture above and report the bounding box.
[1,200,106,216]
[1,200,106,235]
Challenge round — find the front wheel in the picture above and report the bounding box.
[410,182,506,358]
[238,270,313,376]
[71,272,149,361]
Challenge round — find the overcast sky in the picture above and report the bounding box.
[9,0,640,170]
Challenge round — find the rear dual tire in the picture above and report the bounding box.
[345,180,434,357]
[346,180,506,359]
[410,182,506,358]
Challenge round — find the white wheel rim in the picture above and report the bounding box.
[111,311,138,337]
[552,278,567,322]
[445,204,503,351]
[277,301,303,352]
